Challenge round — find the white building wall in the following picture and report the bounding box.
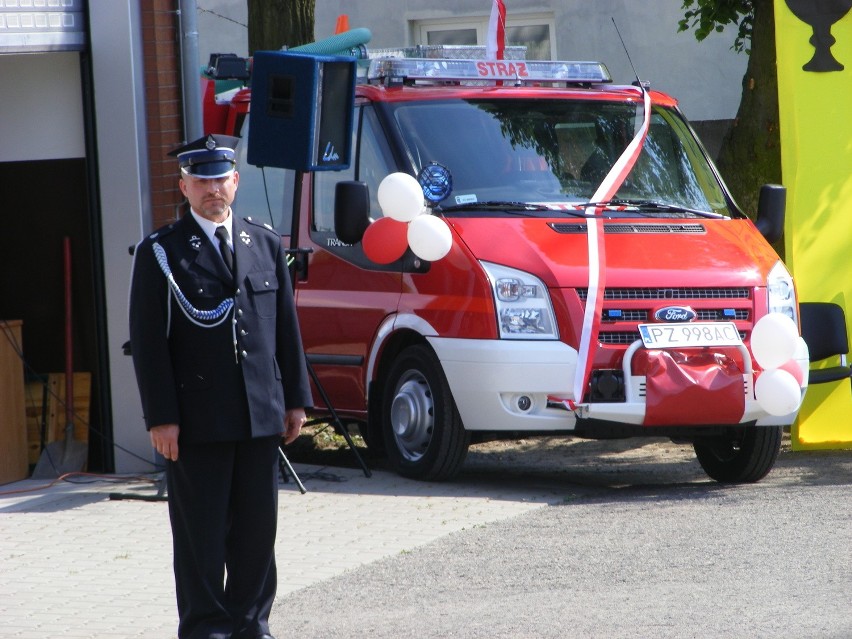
[89,0,154,472]
[197,0,250,61]
[0,53,85,162]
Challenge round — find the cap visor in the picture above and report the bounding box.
[182,161,236,179]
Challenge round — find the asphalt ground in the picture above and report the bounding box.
[276,441,852,639]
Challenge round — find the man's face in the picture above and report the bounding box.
[179,170,240,222]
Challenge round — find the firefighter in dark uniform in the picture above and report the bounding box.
[129,134,312,639]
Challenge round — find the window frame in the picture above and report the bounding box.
[413,13,556,59]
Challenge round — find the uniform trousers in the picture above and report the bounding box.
[166,434,281,639]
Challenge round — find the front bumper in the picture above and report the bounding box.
[427,337,808,432]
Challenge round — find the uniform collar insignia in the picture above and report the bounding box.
[189,234,202,250]
[239,230,252,247]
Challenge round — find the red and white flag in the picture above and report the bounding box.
[486,0,506,60]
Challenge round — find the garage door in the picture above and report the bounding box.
[0,0,86,53]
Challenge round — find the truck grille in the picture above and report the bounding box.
[578,287,751,301]
[576,287,752,345]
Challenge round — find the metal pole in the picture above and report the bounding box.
[178,0,203,140]
[278,449,307,494]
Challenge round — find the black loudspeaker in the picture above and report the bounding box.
[247,51,356,171]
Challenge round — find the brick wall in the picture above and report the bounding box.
[140,0,185,230]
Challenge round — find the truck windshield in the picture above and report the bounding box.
[389,99,732,218]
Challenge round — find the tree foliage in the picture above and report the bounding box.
[247,0,314,54]
[679,0,780,230]
[679,0,754,52]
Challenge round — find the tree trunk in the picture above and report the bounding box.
[715,0,780,222]
[247,0,315,54]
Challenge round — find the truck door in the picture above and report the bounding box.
[294,103,402,414]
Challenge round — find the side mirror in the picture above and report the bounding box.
[334,181,371,245]
[755,184,785,244]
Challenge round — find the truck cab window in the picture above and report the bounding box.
[389,99,730,216]
[314,105,394,234]
[233,116,295,234]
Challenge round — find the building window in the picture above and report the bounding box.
[506,23,551,60]
[427,27,478,46]
[415,14,554,59]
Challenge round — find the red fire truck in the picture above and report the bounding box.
[203,46,808,483]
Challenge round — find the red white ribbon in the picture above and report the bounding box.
[572,87,652,403]
[486,0,506,60]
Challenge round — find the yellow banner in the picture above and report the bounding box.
[776,0,852,448]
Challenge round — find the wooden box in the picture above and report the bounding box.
[25,372,91,467]
[0,321,28,484]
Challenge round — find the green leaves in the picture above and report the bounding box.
[678,0,755,53]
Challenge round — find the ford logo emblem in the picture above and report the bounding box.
[654,306,696,322]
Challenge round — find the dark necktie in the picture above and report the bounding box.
[214,225,234,275]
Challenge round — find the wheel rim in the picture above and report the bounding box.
[704,438,742,462]
[389,370,434,462]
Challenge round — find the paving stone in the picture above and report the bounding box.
[0,465,557,637]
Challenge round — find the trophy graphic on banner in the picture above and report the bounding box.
[784,0,852,71]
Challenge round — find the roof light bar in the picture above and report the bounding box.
[366,45,527,61]
[367,57,612,85]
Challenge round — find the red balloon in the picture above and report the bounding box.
[778,359,804,386]
[362,216,409,264]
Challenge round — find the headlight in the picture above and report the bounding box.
[481,261,559,339]
[766,261,797,324]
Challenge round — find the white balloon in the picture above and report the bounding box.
[377,173,424,222]
[794,335,810,387]
[755,369,802,416]
[407,215,453,262]
[750,312,799,370]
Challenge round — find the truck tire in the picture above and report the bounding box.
[693,426,782,483]
[382,344,470,481]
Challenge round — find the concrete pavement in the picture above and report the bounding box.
[0,463,561,639]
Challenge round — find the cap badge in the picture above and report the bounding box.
[205,135,217,151]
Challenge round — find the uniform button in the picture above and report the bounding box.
[241,350,248,358]
[264,281,270,287]
[197,288,204,294]
[240,329,247,336]
[237,309,243,317]
[235,288,241,295]
[232,318,237,325]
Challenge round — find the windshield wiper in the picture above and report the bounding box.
[438,201,552,212]
[575,199,725,219]
[438,201,593,217]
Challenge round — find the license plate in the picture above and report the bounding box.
[638,322,742,348]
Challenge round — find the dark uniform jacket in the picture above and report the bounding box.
[129,212,312,442]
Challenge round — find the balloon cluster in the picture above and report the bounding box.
[362,173,453,264]
[751,313,806,416]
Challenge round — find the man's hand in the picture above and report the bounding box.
[282,408,307,445]
[150,423,180,461]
